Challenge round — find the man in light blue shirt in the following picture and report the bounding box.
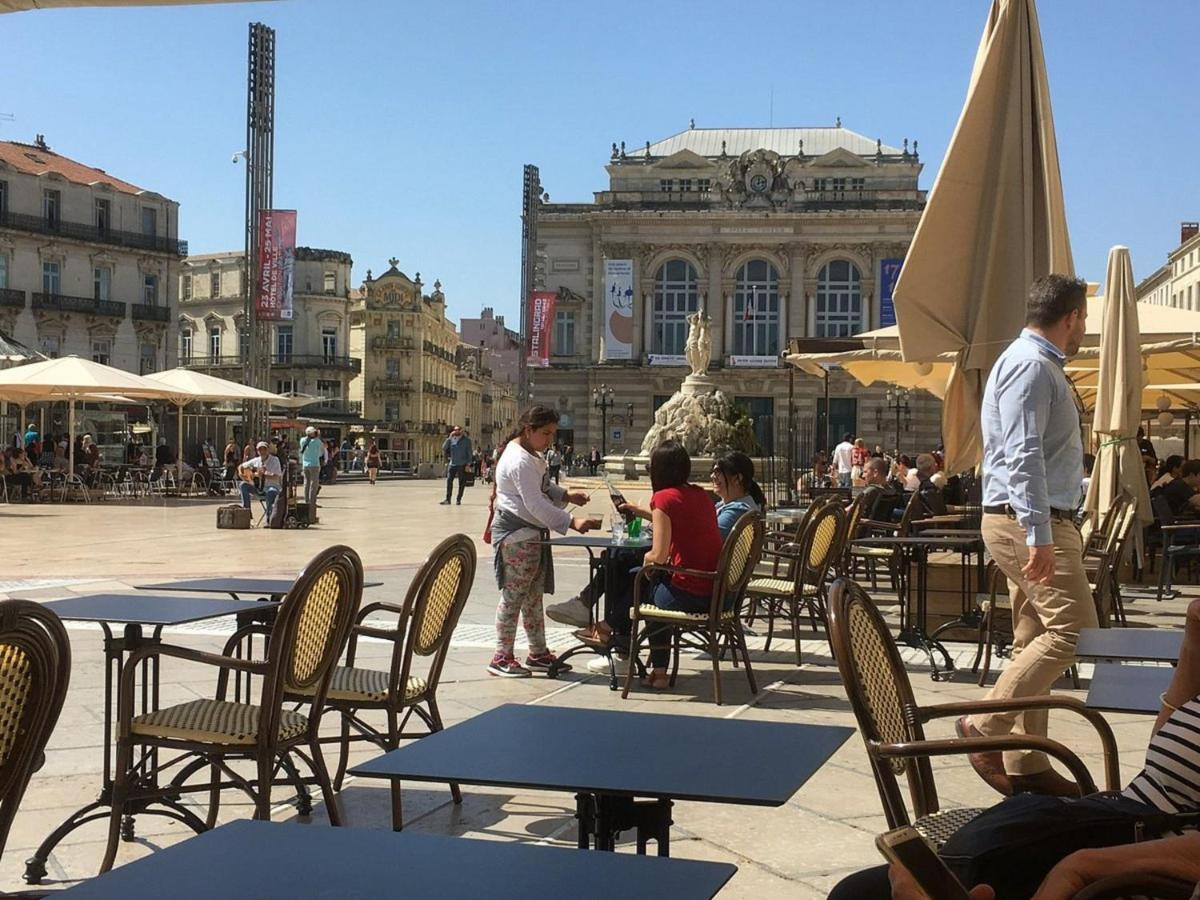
[299,425,324,523]
[961,274,1095,799]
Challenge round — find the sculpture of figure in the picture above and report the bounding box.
[684,311,712,377]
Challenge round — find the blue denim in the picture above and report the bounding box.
[647,579,710,668]
[240,482,280,520]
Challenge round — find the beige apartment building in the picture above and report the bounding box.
[455,342,518,453]
[176,247,360,436]
[1137,222,1200,311]
[531,124,936,457]
[348,261,461,466]
[0,136,183,374]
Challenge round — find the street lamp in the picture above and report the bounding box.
[593,384,615,456]
[884,388,911,455]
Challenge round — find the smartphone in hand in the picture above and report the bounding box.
[875,826,971,900]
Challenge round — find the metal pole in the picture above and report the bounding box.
[787,363,795,502]
[600,403,607,456]
[519,164,540,409]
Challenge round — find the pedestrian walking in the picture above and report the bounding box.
[365,441,381,485]
[299,426,323,523]
[961,274,1092,798]
[487,406,598,677]
[589,446,601,476]
[441,425,473,505]
[546,445,562,484]
[832,433,855,487]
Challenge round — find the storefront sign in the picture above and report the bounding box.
[879,257,903,328]
[527,290,556,368]
[603,259,634,360]
[256,209,297,321]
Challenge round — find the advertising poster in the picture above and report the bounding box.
[256,209,297,321]
[527,290,556,367]
[879,257,903,328]
[603,259,634,360]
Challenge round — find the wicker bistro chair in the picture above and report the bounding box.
[622,513,765,705]
[1087,497,1137,627]
[0,601,71,860]
[99,545,363,873]
[837,490,872,579]
[827,578,1120,847]
[743,496,846,665]
[291,534,477,832]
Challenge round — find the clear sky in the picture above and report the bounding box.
[2,0,1196,326]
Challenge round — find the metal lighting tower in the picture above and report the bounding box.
[243,22,275,439]
[518,164,540,407]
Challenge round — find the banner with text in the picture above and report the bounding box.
[527,290,557,367]
[879,257,903,328]
[256,209,297,321]
[603,259,634,360]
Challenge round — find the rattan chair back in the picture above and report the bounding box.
[395,534,477,699]
[0,600,70,857]
[708,512,765,618]
[796,495,846,592]
[838,491,869,575]
[827,577,937,826]
[896,490,924,537]
[263,545,362,742]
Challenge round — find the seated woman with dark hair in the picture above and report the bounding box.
[829,600,1200,899]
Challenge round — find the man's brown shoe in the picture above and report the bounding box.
[956,716,1013,797]
[1010,769,1082,798]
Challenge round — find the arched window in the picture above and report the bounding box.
[733,259,780,356]
[652,259,699,356]
[815,259,863,337]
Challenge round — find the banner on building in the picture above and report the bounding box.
[728,355,779,368]
[879,257,903,328]
[527,290,556,368]
[603,259,634,360]
[256,209,297,321]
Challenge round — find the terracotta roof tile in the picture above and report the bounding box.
[0,140,148,196]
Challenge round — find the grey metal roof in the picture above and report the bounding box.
[637,127,902,159]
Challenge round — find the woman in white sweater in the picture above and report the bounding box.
[488,406,598,678]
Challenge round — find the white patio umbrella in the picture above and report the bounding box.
[142,368,282,482]
[0,356,173,474]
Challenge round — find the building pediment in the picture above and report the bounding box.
[808,147,871,168]
[653,149,711,170]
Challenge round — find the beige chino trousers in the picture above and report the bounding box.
[971,515,1096,775]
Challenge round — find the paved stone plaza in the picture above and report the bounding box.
[0,477,1181,896]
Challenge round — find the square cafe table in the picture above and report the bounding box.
[350,704,853,855]
[17,593,281,884]
[1076,627,1183,664]
[60,820,737,899]
[1085,662,1175,715]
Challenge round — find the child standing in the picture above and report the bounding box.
[365,442,381,485]
[488,406,598,677]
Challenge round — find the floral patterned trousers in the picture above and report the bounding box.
[495,539,548,658]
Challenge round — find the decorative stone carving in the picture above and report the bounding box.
[638,389,756,456]
[684,311,712,377]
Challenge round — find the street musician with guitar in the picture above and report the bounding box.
[239,441,283,522]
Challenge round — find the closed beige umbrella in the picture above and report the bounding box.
[892,0,1072,473]
[1084,248,1152,569]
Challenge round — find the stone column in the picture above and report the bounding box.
[706,243,724,361]
[788,244,807,337]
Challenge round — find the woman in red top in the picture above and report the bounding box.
[618,440,722,690]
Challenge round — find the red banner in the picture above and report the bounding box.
[527,290,556,368]
[255,209,297,321]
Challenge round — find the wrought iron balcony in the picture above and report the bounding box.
[132,303,170,322]
[0,288,25,309]
[32,292,126,318]
[271,354,361,372]
[0,210,187,256]
[372,376,413,395]
[287,397,363,417]
[422,380,458,400]
[181,355,241,370]
[422,340,456,363]
[371,336,414,351]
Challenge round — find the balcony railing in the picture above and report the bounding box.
[371,336,414,351]
[272,354,361,372]
[372,376,413,395]
[422,340,456,363]
[32,292,126,318]
[0,288,25,309]
[132,303,170,322]
[0,210,187,256]
[181,355,241,370]
[286,398,363,417]
[422,380,458,400]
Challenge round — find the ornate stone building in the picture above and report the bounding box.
[460,306,520,387]
[1137,222,1200,311]
[176,247,359,437]
[455,342,519,453]
[532,124,942,457]
[0,136,183,375]
[348,260,461,467]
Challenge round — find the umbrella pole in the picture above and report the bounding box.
[68,399,75,477]
[177,401,184,487]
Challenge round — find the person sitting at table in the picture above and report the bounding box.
[238,441,284,521]
[1159,458,1200,517]
[613,440,722,691]
[5,447,41,500]
[1150,454,1185,495]
[829,598,1200,899]
[861,457,905,522]
[914,453,948,518]
[561,450,762,655]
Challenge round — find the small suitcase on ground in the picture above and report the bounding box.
[217,505,251,529]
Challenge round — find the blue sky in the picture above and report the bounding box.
[2,0,1196,326]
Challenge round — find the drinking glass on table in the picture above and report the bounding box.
[610,517,627,544]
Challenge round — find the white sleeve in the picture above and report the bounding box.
[513,456,571,534]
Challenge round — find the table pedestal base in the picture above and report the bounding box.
[575,793,673,855]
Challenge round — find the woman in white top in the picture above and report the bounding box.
[487,406,598,678]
